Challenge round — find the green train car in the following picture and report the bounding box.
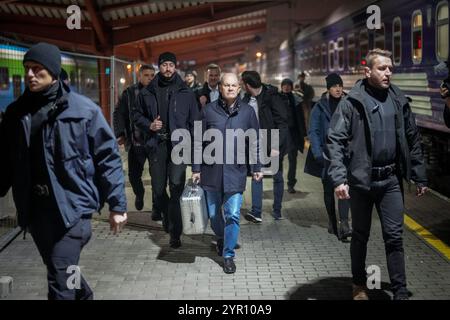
[0,44,99,111]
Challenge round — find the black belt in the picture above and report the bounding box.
[32,184,50,197]
[157,132,170,142]
[371,163,396,181]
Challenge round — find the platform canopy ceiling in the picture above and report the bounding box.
[0,0,285,65]
[0,0,366,67]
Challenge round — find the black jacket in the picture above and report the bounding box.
[132,73,200,155]
[242,84,288,156]
[113,83,143,151]
[299,82,315,105]
[280,91,306,153]
[195,82,218,109]
[444,104,450,128]
[188,81,202,93]
[326,79,427,191]
[0,82,127,228]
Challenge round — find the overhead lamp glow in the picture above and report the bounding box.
[256,52,262,58]
[127,64,132,70]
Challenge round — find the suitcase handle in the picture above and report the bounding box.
[187,178,200,192]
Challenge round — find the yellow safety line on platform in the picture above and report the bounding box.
[404,214,450,260]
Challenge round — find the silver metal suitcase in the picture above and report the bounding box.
[180,179,209,235]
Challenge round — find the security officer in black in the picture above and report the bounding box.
[280,78,306,193]
[133,52,199,248]
[0,43,127,300]
[113,65,162,220]
[327,49,428,300]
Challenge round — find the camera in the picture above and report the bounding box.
[434,60,450,98]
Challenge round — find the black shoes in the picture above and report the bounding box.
[288,187,296,194]
[216,239,224,256]
[393,289,410,300]
[135,196,144,211]
[169,237,181,249]
[223,257,236,274]
[339,220,352,240]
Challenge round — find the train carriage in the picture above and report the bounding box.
[294,0,450,134]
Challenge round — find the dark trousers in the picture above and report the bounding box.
[322,177,350,232]
[149,141,186,239]
[349,175,407,295]
[287,149,298,188]
[29,213,93,300]
[128,145,159,212]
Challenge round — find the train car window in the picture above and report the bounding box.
[348,33,356,71]
[359,30,369,63]
[321,43,327,71]
[302,49,307,71]
[392,17,402,65]
[304,48,309,72]
[307,48,313,72]
[412,10,423,64]
[328,41,335,71]
[337,37,344,70]
[436,1,449,61]
[0,67,9,90]
[314,46,320,72]
[374,23,385,49]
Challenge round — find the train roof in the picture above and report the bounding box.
[295,0,378,42]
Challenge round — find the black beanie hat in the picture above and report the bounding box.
[158,52,177,66]
[23,42,61,78]
[185,69,197,78]
[281,78,293,87]
[325,73,343,89]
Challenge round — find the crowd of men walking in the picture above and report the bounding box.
[0,42,431,300]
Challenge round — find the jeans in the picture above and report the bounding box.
[128,145,160,213]
[322,177,350,233]
[349,174,407,296]
[251,159,284,218]
[205,191,243,258]
[29,212,93,300]
[149,141,186,239]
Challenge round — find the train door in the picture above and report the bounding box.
[12,75,21,99]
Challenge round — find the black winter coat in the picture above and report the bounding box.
[195,82,218,110]
[113,83,143,151]
[242,84,288,157]
[132,73,200,155]
[326,79,427,191]
[280,91,306,153]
